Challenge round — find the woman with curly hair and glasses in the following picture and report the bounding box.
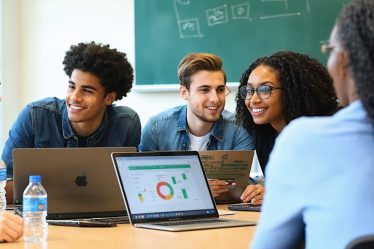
[235,51,339,205]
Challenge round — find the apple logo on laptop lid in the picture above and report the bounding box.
[75,173,88,187]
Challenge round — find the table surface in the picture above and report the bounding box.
[3,205,260,249]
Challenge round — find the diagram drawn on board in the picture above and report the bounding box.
[173,0,311,39]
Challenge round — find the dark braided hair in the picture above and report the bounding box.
[235,51,339,171]
[63,41,134,101]
[335,0,374,126]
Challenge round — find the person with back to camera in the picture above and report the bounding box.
[0,93,23,243]
[2,41,141,203]
[139,53,255,197]
[235,51,339,205]
[251,0,374,248]
[0,211,23,242]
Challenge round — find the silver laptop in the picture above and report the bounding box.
[199,150,254,204]
[111,151,256,232]
[13,147,136,221]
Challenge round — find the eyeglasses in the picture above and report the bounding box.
[321,40,335,54]
[239,84,282,100]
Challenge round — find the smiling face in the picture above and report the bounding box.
[66,69,116,136]
[245,65,286,132]
[180,70,226,134]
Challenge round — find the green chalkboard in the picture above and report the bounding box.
[135,0,348,87]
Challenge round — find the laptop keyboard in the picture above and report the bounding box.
[14,206,129,224]
[88,216,129,224]
[153,219,228,226]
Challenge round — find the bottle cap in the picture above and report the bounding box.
[29,175,41,183]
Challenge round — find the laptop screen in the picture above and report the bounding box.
[113,152,218,223]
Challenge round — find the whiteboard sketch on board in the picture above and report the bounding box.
[231,2,252,21]
[134,0,348,89]
[173,0,310,39]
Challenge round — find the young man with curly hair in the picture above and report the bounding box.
[2,42,141,201]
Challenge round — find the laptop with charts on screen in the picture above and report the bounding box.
[111,151,256,232]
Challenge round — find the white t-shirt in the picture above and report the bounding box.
[189,132,210,151]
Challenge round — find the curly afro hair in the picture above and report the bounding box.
[335,0,374,127]
[63,42,133,101]
[235,51,339,169]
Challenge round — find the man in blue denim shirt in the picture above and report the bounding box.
[139,53,255,197]
[2,42,141,200]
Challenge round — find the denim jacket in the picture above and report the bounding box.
[139,105,255,152]
[2,97,141,177]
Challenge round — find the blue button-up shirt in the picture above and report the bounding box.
[139,105,255,151]
[251,101,374,249]
[2,97,141,177]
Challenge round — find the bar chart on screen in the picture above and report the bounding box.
[127,164,205,212]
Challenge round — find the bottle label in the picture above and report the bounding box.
[23,197,47,212]
[0,168,6,181]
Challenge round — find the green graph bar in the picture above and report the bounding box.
[182,189,188,199]
[172,176,176,184]
[182,173,187,180]
[129,164,191,170]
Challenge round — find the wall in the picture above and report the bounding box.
[1,0,22,148]
[1,0,239,146]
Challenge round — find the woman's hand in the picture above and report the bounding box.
[208,179,236,197]
[240,184,265,205]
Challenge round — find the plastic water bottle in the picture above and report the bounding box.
[249,152,265,186]
[23,175,48,242]
[0,160,6,210]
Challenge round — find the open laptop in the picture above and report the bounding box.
[198,150,254,204]
[13,147,136,223]
[111,151,256,231]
